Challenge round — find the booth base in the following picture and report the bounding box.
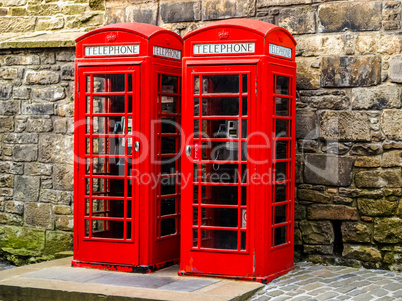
[72,258,179,274]
[179,265,294,284]
[0,257,263,301]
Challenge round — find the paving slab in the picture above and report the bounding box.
[0,257,263,301]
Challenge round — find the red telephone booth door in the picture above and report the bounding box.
[181,64,257,277]
[76,65,141,265]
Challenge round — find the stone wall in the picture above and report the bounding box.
[0,48,75,265]
[0,0,401,271]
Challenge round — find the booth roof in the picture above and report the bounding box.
[75,22,182,43]
[183,18,296,44]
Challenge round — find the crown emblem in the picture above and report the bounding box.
[165,38,171,45]
[106,32,117,43]
[218,29,229,40]
[278,32,284,43]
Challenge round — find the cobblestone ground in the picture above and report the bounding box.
[251,262,402,301]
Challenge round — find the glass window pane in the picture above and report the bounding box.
[161,137,176,154]
[200,185,238,205]
[90,157,125,177]
[200,163,240,183]
[92,116,124,134]
[92,220,124,239]
[274,226,288,246]
[93,74,125,92]
[86,96,90,113]
[92,137,124,156]
[127,74,132,92]
[276,97,289,116]
[161,75,178,93]
[161,157,176,174]
[194,75,199,94]
[241,231,246,250]
[161,96,177,113]
[194,119,199,138]
[276,141,288,160]
[276,76,290,95]
[202,75,239,94]
[192,228,198,247]
[242,97,248,116]
[161,198,176,216]
[86,75,91,93]
[194,97,199,116]
[242,74,248,93]
[161,118,177,133]
[202,97,239,116]
[275,204,287,224]
[201,208,238,227]
[202,141,239,162]
[201,119,240,140]
[161,177,175,195]
[127,221,132,239]
[241,186,247,206]
[91,199,125,218]
[276,119,289,138]
[161,218,176,236]
[275,184,287,203]
[275,162,287,181]
[93,96,126,114]
[200,229,237,250]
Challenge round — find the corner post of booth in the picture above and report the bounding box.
[73,23,183,272]
[180,19,297,282]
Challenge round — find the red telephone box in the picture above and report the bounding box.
[180,19,296,282]
[73,23,183,272]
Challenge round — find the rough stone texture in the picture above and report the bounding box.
[300,220,334,244]
[303,154,354,186]
[321,56,381,87]
[307,205,358,221]
[390,56,402,83]
[24,202,53,229]
[160,1,201,23]
[355,169,402,188]
[382,110,402,140]
[278,6,316,35]
[320,111,370,141]
[318,2,382,33]
[295,110,318,139]
[296,58,321,90]
[341,222,372,243]
[343,245,382,262]
[358,198,399,217]
[352,85,401,110]
[374,218,402,243]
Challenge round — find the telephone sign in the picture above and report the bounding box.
[180,19,297,283]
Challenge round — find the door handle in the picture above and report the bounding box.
[135,141,140,152]
[186,145,191,156]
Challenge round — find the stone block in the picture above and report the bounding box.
[390,56,402,83]
[105,7,125,24]
[296,110,318,139]
[321,56,381,87]
[382,150,402,167]
[53,118,67,134]
[25,71,60,85]
[0,175,13,188]
[32,87,65,103]
[0,67,24,80]
[0,117,14,133]
[24,202,53,229]
[0,162,24,175]
[61,64,74,81]
[26,117,53,133]
[60,4,87,15]
[0,83,12,100]
[56,50,75,62]
[3,133,38,144]
[4,55,39,66]
[53,205,72,215]
[55,215,73,231]
[354,157,381,168]
[22,103,54,115]
[295,154,303,184]
[300,220,334,244]
[53,164,73,191]
[298,140,317,153]
[89,0,104,10]
[40,52,56,65]
[0,101,19,115]
[5,201,24,215]
[202,0,236,20]
[355,169,402,188]
[278,6,316,34]
[39,134,74,164]
[296,58,321,90]
[296,35,344,57]
[358,198,398,217]
[321,142,352,155]
[36,16,64,31]
[13,86,30,100]
[307,204,358,221]
[350,143,382,156]
[160,1,201,23]
[343,245,381,262]
[257,0,321,7]
[125,3,158,24]
[25,163,52,176]
[374,217,402,243]
[13,144,38,162]
[0,16,36,33]
[301,95,350,110]
[382,110,402,140]
[303,154,354,187]
[294,204,306,220]
[352,85,401,110]
[0,226,45,254]
[297,189,330,204]
[320,111,370,141]
[0,213,23,226]
[383,141,402,150]
[318,2,382,33]
[14,175,39,202]
[341,222,371,243]
[56,102,74,117]
[44,230,73,255]
[304,244,333,255]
